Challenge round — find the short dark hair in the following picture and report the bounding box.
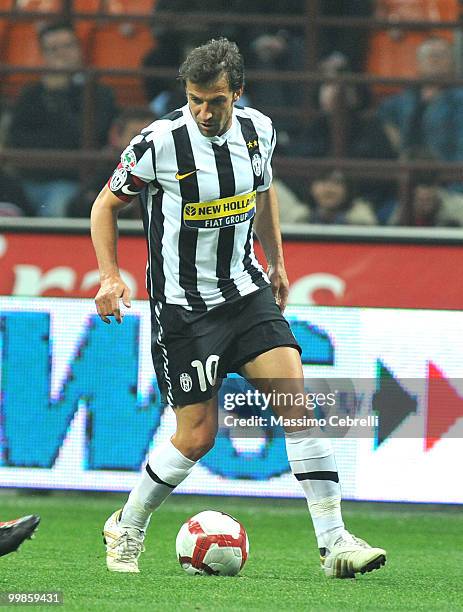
[38,21,76,47]
[178,37,244,92]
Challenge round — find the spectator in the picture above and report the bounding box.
[377,37,463,162]
[292,67,395,211]
[0,171,33,217]
[246,28,304,137]
[296,77,395,161]
[243,1,304,142]
[318,0,374,72]
[273,177,309,224]
[143,0,227,115]
[143,1,302,122]
[68,108,156,219]
[306,170,377,225]
[142,37,188,116]
[389,170,463,227]
[7,21,117,217]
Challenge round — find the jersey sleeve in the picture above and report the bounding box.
[107,134,156,202]
[257,126,276,193]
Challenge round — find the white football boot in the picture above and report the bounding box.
[103,509,145,573]
[320,530,386,578]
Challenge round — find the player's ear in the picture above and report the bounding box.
[233,87,244,102]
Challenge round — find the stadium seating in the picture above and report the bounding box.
[0,2,13,63]
[367,0,457,97]
[87,22,153,105]
[103,0,155,14]
[1,21,44,98]
[74,0,100,11]
[1,0,156,103]
[73,1,156,15]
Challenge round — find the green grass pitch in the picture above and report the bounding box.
[0,492,462,611]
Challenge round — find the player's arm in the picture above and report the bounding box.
[254,184,289,312]
[90,185,132,324]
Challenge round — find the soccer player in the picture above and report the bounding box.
[0,515,40,557]
[91,38,386,578]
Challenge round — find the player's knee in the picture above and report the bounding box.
[182,439,215,461]
[190,428,216,457]
[193,437,216,459]
[173,429,216,461]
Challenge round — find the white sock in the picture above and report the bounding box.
[120,438,196,532]
[285,430,344,549]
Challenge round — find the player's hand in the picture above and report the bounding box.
[94,276,131,324]
[267,263,289,313]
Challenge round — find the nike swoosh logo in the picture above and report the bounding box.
[121,185,141,196]
[175,170,198,180]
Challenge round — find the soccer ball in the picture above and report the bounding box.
[175,510,249,576]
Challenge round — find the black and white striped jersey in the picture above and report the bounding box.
[108,103,276,310]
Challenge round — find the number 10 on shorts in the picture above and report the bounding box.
[191,355,220,392]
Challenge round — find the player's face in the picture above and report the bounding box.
[186,75,242,137]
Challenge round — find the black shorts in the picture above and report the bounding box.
[151,286,301,407]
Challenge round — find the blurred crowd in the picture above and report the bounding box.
[1,1,463,227]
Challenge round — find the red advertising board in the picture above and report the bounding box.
[256,241,463,309]
[1,232,462,309]
[0,233,147,300]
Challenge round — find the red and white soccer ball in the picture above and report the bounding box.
[176,510,249,576]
